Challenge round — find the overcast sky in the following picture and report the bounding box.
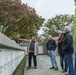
[21,0,75,20]
[21,0,75,34]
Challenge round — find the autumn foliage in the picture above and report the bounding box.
[0,0,45,39]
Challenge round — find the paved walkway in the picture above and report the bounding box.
[24,55,67,75]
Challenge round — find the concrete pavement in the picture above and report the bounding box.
[24,55,67,75]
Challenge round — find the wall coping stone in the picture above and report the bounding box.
[0,32,24,50]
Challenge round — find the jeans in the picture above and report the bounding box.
[60,55,68,71]
[48,50,58,68]
[64,54,74,75]
[28,53,37,67]
[75,52,76,73]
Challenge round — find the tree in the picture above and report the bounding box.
[42,15,73,37]
[0,0,45,39]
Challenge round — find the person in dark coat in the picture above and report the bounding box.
[57,33,67,72]
[46,35,59,70]
[62,26,74,75]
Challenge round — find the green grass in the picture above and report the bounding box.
[13,56,27,75]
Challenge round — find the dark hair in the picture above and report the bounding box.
[59,33,62,37]
[59,33,65,39]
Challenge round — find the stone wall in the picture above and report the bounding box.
[0,32,25,75]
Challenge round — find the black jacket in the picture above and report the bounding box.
[62,32,74,54]
[46,39,57,51]
[58,40,63,55]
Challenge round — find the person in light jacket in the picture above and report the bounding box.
[27,36,38,69]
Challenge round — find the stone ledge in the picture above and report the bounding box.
[0,32,24,50]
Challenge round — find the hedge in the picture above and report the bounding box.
[13,56,27,75]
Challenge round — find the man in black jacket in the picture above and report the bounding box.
[62,26,74,75]
[46,35,58,70]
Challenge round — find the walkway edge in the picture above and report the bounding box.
[24,56,28,75]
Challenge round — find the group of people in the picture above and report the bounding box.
[27,26,75,75]
[47,26,75,75]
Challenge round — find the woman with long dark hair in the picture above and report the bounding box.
[57,33,67,73]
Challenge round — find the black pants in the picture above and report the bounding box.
[60,55,67,71]
[28,53,37,67]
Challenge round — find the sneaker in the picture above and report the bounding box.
[65,74,68,75]
[62,70,67,73]
[55,67,59,70]
[26,66,31,70]
[34,66,37,69]
[50,67,55,69]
